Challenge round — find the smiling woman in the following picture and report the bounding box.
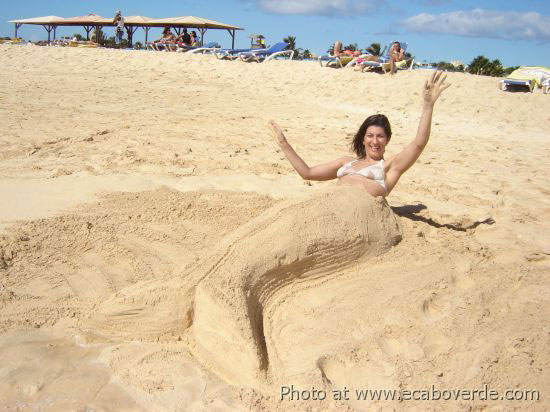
[269,71,451,197]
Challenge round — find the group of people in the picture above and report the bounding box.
[153,27,199,48]
[112,10,200,50]
[332,40,406,74]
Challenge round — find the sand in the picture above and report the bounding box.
[0,44,549,411]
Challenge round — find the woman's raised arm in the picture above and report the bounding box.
[269,120,347,181]
[386,71,450,187]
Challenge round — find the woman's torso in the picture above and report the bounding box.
[336,158,387,195]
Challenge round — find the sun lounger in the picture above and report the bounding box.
[318,54,358,68]
[146,42,177,51]
[238,42,293,62]
[499,66,550,93]
[543,79,550,94]
[212,47,257,60]
[177,42,220,53]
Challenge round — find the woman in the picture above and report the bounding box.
[189,30,199,47]
[92,73,450,386]
[192,71,451,384]
[356,41,405,74]
[153,27,176,49]
[270,70,449,197]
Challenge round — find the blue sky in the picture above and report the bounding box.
[2,0,549,67]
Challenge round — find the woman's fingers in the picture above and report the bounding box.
[268,120,279,132]
[440,82,452,92]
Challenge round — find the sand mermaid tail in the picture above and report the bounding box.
[189,185,402,385]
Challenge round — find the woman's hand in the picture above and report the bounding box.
[268,120,288,147]
[423,71,451,106]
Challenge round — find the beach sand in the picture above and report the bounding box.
[0,44,549,411]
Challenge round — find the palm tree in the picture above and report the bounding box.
[302,49,312,59]
[344,43,359,52]
[91,27,106,44]
[468,55,490,75]
[366,42,381,56]
[283,35,297,59]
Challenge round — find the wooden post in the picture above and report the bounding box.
[42,24,53,44]
[126,26,137,48]
[144,27,150,44]
[199,28,207,47]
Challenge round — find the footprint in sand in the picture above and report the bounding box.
[421,290,454,320]
[317,348,398,408]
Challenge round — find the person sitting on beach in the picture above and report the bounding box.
[90,72,452,386]
[176,28,192,46]
[189,31,199,47]
[356,41,405,74]
[154,27,176,44]
[332,40,361,57]
[269,71,450,198]
[152,27,176,50]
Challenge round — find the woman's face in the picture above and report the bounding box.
[363,125,388,159]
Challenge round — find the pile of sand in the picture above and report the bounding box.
[0,45,548,410]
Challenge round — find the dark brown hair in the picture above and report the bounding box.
[350,114,392,158]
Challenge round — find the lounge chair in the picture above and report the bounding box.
[146,42,174,51]
[543,79,550,94]
[178,42,221,54]
[318,54,359,68]
[238,42,293,62]
[359,42,413,73]
[499,66,550,93]
[213,47,258,60]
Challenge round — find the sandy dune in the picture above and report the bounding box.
[0,44,549,411]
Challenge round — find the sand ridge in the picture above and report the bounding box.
[0,44,549,410]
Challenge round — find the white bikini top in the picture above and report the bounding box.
[336,159,386,189]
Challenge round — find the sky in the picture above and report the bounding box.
[2,0,550,67]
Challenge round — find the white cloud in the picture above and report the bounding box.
[256,0,384,16]
[402,9,550,42]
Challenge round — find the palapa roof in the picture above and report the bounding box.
[59,14,109,26]
[9,16,64,24]
[146,15,243,30]
[123,16,154,25]
[9,14,243,30]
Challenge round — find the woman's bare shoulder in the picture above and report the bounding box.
[341,155,356,162]
[338,155,356,165]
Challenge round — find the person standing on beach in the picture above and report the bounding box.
[113,10,125,47]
